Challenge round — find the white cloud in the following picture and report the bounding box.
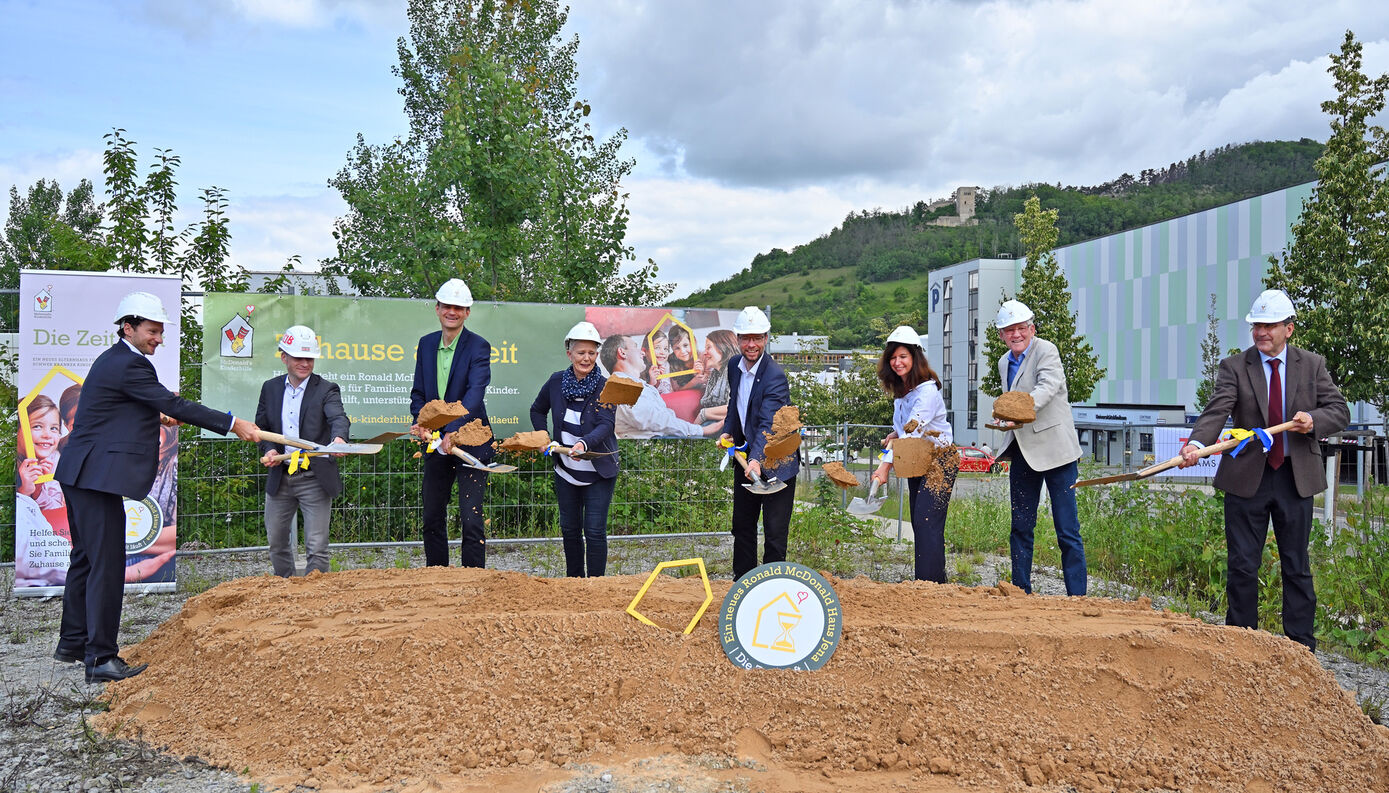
[0,149,106,227]
[622,175,939,298]
[224,191,346,274]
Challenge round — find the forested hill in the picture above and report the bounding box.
[673,139,1323,347]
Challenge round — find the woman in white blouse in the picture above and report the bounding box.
[870,325,958,582]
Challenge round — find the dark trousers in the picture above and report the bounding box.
[1224,462,1316,651]
[553,474,615,577]
[422,452,488,567]
[1008,449,1087,595]
[908,462,957,583]
[57,484,126,666]
[731,469,796,578]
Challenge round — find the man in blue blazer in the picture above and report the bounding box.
[408,278,493,567]
[256,325,350,577]
[55,292,259,683]
[720,306,800,578]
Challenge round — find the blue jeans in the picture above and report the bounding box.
[553,475,615,577]
[1008,452,1086,595]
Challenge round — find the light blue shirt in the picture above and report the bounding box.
[281,376,307,440]
[736,354,762,429]
[1006,338,1036,390]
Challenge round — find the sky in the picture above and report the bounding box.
[2,0,1387,299]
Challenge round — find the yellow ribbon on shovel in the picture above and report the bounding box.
[287,449,321,474]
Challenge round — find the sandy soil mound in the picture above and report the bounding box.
[98,569,1389,793]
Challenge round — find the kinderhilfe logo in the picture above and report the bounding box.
[34,285,54,314]
[719,562,841,670]
[220,313,254,358]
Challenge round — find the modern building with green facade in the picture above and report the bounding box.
[927,178,1380,455]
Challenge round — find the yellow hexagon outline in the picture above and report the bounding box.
[18,365,86,485]
[625,557,713,634]
[645,313,698,381]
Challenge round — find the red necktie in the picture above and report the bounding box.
[1267,358,1284,469]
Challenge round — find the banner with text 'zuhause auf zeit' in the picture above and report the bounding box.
[201,293,741,440]
[14,270,183,597]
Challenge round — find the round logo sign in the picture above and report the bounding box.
[719,562,842,670]
[123,496,163,554]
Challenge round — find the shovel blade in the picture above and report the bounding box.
[846,497,884,516]
[363,431,410,444]
[742,477,787,495]
[1072,472,1140,488]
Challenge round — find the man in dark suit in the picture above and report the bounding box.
[408,278,493,568]
[1180,289,1348,652]
[720,306,800,578]
[256,325,350,577]
[55,291,259,682]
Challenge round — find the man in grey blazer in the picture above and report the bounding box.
[1180,289,1347,651]
[256,325,350,577]
[993,300,1087,596]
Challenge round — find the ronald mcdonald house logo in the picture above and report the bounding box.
[719,561,841,670]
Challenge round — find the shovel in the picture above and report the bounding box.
[362,403,474,444]
[258,431,317,451]
[846,479,885,516]
[447,446,518,474]
[717,440,786,495]
[1073,419,1297,488]
[544,442,618,461]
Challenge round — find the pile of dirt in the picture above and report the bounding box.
[449,419,493,447]
[417,399,468,429]
[598,375,643,406]
[822,461,860,488]
[992,391,1035,424]
[98,570,1389,793]
[500,430,550,452]
[761,405,802,468]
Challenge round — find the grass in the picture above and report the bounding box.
[700,265,937,314]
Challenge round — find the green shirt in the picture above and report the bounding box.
[436,333,458,398]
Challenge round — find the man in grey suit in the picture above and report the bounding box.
[1180,289,1347,651]
[992,299,1087,596]
[256,325,350,577]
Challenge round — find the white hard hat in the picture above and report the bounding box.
[435,278,474,307]
[278,325,322,358]
[1245,289,1296,324]
[995,299,1034,328]
[112,291,171,325]
[564,321,602,344]
[732,306,771,334]
[885,325,923,347]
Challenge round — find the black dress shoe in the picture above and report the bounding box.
[53,648,84,664]
[86,657,148,683]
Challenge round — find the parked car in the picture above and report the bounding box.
[957,445,1005,474]
[801,442,844,465]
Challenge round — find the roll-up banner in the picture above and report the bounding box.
[15,270,182,596]
[200,295,741,441]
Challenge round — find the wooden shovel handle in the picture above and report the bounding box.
[1134,419,1300,479]
[258,431,316,450]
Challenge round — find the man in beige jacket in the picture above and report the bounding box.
[993,300,1086,595]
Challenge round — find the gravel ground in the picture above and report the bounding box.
[3,536,1387,793]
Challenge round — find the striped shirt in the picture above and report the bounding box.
[554,397,599,486]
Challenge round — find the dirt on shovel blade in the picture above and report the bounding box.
[417,399,468,429]
[449,418,493,447]
[500,430,551,452]
[598,376,643,406]
[761,405,802,468]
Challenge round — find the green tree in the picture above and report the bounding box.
[1194,293,1222,410]
[1,179,109,287]
[326,0,668,305]
[1265,31,1389,415]
[981,195,1106,400]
